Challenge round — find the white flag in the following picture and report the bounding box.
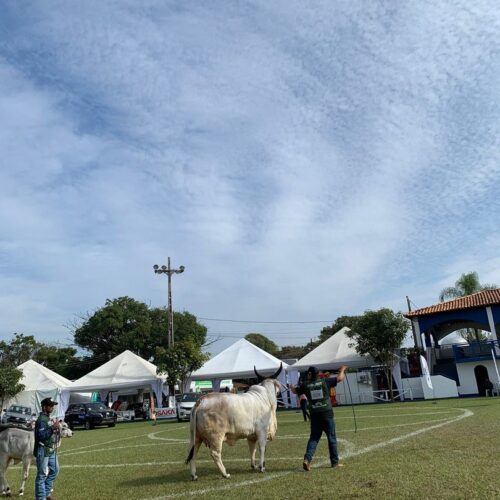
[420,355,433,390]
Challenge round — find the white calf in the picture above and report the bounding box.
[0,422,72,496]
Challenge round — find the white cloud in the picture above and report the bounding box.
[0,1,499,352]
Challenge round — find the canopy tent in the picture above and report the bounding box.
[4,360,76,418]
[190,339,289,397]
[67,350,165,411]
[292,327,374,371]
[191,338,288,380]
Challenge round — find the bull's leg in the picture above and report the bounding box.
[247,439,257,470]
[209,438,230,479]
[18,456,31,496]
[257,434,267,472]
[0,455,11,497]
[189,438,202,481]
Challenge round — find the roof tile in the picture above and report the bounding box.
[405,289,500,318]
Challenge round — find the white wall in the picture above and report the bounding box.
[456,361,500,395]
[421,375,459,399]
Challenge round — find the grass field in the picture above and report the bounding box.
[6,397,500,499]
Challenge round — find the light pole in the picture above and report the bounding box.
[153,257,185,347]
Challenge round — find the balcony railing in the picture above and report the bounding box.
[452,340,500,363]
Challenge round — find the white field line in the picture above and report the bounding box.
[278,410,458,421]
[141,407,473,500]
[58,425,187,455]
[55,416,459,457]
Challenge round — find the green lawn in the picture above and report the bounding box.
[6,398,500,499]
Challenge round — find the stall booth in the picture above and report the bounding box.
[292,327,377,405]
[190,339,289,405]
[4,360,90,419]
[65,350,166,420]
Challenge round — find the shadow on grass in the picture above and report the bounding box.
[120,463,294,487]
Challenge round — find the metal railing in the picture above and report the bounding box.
[452,340,500,363]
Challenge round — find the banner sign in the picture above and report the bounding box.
[155,407,177,420]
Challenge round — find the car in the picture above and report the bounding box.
[65,402,117,430]
[2,405,35,428]
[176,393,202,422]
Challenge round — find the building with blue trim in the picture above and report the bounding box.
[404,289,500,396]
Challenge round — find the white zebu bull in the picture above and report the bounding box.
[0,422,72,496]
[185,365,282,480]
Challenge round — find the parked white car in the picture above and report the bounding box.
[2,405,36,427]
[176,393,202,421]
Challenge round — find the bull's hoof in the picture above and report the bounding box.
[222,473,231,479]
[251,464,256,471]
[18,492,24,497]
[191,475,198,481]
[259,466,265,473]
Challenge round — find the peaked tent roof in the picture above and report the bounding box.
[17,359,72,389]
[191,338,289,380]
[69,350,164,392]
[292,327,374,371]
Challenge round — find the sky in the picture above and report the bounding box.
[1,1,500,356]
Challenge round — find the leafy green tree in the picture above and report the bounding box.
[155,341,209,394]
[73,297,152,359]
[150,309,208,348]
[0,333,40,368]
[346,308,409,401]
[439,272,497,343]
[73,297,209,390]
[244,333,278,354]
[318,315,359,343]
[0,367,25,409]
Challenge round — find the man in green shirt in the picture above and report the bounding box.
[291,365,347,471]
[34,398,60,500]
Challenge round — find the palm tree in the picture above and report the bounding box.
[439,272,497,342]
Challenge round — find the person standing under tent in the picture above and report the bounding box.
[291,365,347,471]
[34,398,60,500]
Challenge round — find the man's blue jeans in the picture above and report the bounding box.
[304,410,339,465]
[35,447,59,500]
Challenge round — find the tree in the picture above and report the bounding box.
[74,297,152,359]
[439,272,497,343]
[155,341,209,395]
[0,333,40,368]
[318,315,359,343]
[72,297,209,392]
[0,367,25,409]
[244,333,278,354]
[346,308,409,401]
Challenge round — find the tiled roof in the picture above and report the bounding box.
[405,289,500,318]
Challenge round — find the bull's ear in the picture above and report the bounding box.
[254,366,264,382]
[270,362,283,380]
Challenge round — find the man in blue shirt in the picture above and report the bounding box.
[34,398,60,500]
[291,365,347,471]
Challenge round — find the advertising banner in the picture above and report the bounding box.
[154,407,177,420]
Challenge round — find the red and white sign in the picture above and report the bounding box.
[154,407,177,420]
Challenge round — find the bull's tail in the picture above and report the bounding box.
[185,402,198,464]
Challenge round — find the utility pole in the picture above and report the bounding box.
[153,257,185,347]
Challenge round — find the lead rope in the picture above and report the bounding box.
[343,375,357,433]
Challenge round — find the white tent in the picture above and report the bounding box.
[190,338,289,393]
[191,338,288,380]
[4,360,73,418]
[67,350,165,409]
[292,327,374,371]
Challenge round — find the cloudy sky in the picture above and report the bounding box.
[1,1,499,355]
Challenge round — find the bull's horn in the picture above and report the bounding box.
[254,366,264,382]
[270,362,283,380]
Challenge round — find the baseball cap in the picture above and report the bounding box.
[40,398,58,407]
